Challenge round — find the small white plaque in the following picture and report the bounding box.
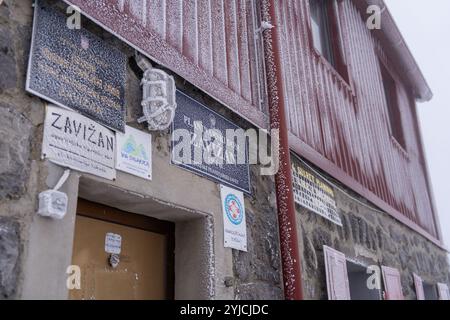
[105,233,122,254]
[220,185,247,252]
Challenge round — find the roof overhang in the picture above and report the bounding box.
[353,0,433,102]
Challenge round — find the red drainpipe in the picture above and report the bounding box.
[260,0,304,300]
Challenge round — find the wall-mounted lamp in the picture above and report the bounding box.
[136,53,177,131]
[37,169,70,220]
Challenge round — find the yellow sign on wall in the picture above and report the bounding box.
[291,156,342,226]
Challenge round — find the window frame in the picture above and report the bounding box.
[346,260,382,300]
[306,0,351,85]
[379,59,408,152]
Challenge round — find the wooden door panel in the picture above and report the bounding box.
[70,200,174,300]
[323,246,351,300]
[381,266,404,300]
[438,283,450,300]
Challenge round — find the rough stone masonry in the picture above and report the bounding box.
[0,0,284,299]
[0,0,39,299]
[295,157,450,300]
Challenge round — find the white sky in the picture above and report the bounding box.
[384,0,450,251]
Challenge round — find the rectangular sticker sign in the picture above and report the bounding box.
[221,185,247,252]
[105,233,122,254]
[116,125,152,180]
[42,105,116,180]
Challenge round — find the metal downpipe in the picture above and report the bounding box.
[260,0,304,300]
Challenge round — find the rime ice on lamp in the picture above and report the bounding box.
[137,55,177,131]
[37,169,70,220]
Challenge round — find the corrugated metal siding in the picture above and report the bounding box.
[64,0,268,127]
[275,0,438,238]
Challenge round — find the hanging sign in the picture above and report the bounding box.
[116,125,152,180]
[291,155,342,226]
[172,91,251,194]
[220,185,247,252]
[42,105,116,180]
[26,1,127,132]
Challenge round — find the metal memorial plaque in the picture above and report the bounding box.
[171,91,251,194]
[291,155,342,226]
[26,0,126,132]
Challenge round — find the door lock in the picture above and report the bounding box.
[108,253,120,268]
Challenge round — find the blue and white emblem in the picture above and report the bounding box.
[224,193,244,225]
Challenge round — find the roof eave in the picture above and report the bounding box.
[353,0,433,102]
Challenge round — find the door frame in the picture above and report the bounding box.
[76,198,175,299]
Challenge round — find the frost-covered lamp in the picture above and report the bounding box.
[37,169,70,220]
[136,53,177,131]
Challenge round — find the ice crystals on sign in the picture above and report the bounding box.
[42,105,116,180]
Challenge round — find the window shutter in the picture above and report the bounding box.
[381,266,404,300]
[323,246,351,300]
[437,283,450,300]
[413,273,425,300]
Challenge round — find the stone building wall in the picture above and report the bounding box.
[0,0,283,299]
[295,157,450,300]
[0,0,448,301]
[1,0,41,298]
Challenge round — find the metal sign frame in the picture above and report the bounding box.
[26,0,127,132]
[171,90,251,195]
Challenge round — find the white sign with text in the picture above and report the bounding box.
[105,232,122,254]
[42,105,116,180]
[220,185,247,252]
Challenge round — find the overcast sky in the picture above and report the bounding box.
[384,0,450,251]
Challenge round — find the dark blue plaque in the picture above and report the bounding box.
[172,91,251,194]
[26,0,126,132]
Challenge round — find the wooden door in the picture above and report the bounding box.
[70,199,174,300]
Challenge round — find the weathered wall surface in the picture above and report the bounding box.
[0,0,42,299]
[0,0,283,299]
[232,169,283,300]
[295,158,450,300]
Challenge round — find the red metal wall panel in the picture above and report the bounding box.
[275,0,439,241]
[63,0,439,242]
